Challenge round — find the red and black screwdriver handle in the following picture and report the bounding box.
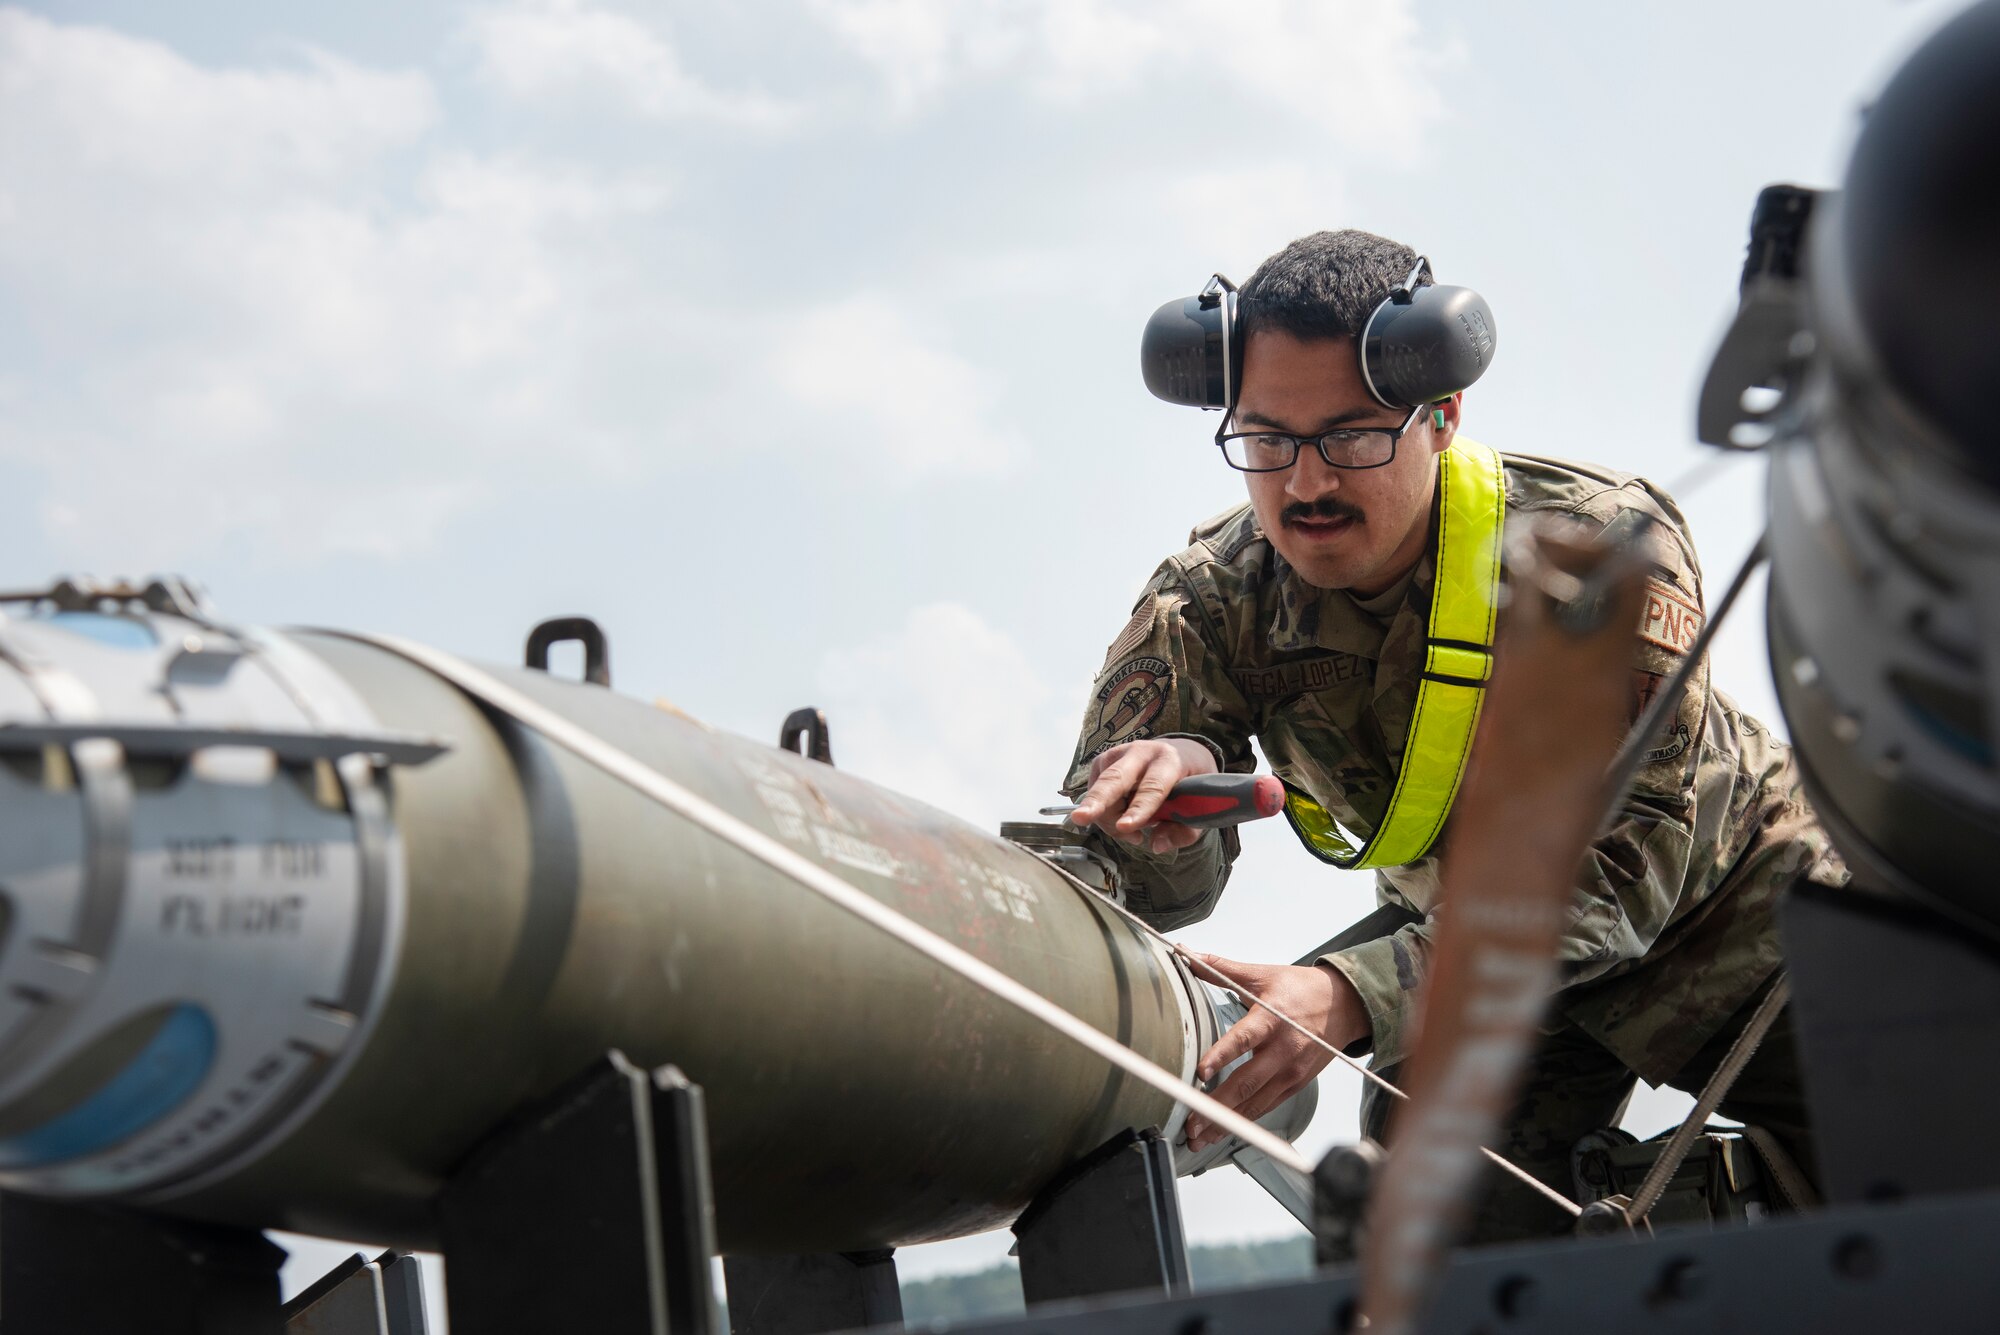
[1147,772,1287,828]
[1049,773,1286,829]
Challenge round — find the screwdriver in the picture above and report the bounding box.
[1039,773,1288,830]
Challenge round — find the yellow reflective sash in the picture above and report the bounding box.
[1282,437,1506,870]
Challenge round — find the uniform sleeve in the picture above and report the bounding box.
[1318,910,1438,1068]
[1554,513,1711,986]
[1060,560,1259,930]
[1321,505,1712,1069]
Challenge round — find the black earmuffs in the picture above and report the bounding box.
[1139,259,1496,412]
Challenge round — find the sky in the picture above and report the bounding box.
[0,0,1969,1320]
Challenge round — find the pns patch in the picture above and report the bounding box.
[1083,656,1173,757]
[1639,580,1704,655]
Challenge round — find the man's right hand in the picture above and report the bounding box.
[1070,738,1220,854]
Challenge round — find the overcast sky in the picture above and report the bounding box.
[0,0,1965,1315]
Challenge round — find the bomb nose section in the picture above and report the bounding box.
[0,747,98,1087]
[0,586,414,1200]
[1171,985,1321,1175]
[1166,985,1322,1225]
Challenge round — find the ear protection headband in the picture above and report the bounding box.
[1139,258,1497,413]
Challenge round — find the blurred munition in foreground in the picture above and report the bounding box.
[0,577,1312,1252]
[1360,526,1649,1335]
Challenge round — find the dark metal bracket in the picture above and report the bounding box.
[779,707,835,766]
[0,1192,286,1334]
[724,1249,903,1334]
[524,616,611,687]
[1784,881,2000,1203]
[1012,1127,1190,1308]
[281,1248,429,1334]
[436,1051,719,1335]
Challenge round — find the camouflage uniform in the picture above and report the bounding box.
[1061,450,1846,1241]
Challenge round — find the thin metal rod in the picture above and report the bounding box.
[334,631,1316,1178]
[1595,532,1779,1224]
[1628,976,1792,1222]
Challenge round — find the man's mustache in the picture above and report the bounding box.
[1281,498,1365,526]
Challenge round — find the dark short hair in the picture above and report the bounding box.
[1239,230,1424,342]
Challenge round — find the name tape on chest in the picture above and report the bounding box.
[1232,653,1370,702]
[1639,580,1704,655]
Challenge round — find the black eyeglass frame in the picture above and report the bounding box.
[1213,403,1425,473]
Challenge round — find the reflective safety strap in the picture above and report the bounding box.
[1282,437,1506,871]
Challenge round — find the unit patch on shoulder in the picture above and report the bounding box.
[1083,656,1173,757]
[1639,580,1704,655]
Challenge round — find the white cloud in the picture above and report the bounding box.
[422,153,672,228]
[804,0,1165,110]
[3,7,1089,570]
[771,297,1027,479]
[816,602,1080,827]
[464,0,799,129]
[0,10,435,194]
[0,1,1442,573]
[1159,162,1350,279]
[806,0,1443,153]
[0,11,682,566]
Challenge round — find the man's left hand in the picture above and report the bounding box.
[1181,954,1371,1153]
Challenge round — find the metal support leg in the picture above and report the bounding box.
[282,1250,428,1335]
[1784,883,2000,1203]
[437,1051,720,1335]
[722,1249,903,1333]
[0,1192,285,1334]
[1012,1128,1190,1307]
